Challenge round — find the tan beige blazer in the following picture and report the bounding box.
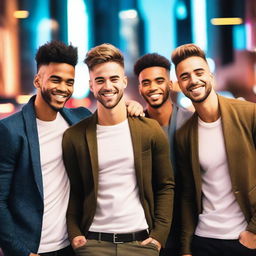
[176,95,256,254]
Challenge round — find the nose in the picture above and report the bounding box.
[190,74,199,85]
[149,82,158,91]
[105,79,113,89]
[56,81,68,92]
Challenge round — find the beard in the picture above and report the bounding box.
[97,89,124,109]
[142,89,170,109]
[41,89,70,111]
[185,82,212,103]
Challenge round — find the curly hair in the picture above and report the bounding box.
[133,53,171,77]
[35,40,78,71]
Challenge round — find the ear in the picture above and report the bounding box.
[89,80,93,93]
[169,80,173,90]
[123,76,128,89]
[33,74,40,89]
[138,84,142,95]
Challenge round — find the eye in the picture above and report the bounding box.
[156,79,164,85]
[196,71,204,77]
[51,78,60,83]
[111,77,119,83]
[66,80,74,86]
[96,79,104,84]
[180,75,189,81]
[142,81,150,87]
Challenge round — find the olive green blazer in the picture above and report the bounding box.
[176,95,256,254]
[62,113,174,246]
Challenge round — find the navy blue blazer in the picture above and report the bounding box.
[0,96,91,256]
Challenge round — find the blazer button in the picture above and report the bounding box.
[234,190,239,194]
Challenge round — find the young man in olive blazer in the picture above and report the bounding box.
[172,44,256,256]
[62,43,174,256]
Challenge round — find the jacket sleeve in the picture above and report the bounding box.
[246,103,256,234]
[0,122,31,256]
[175,129,198,255]
[62,130,85,242]
[149,121,175,247]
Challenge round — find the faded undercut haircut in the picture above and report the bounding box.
[35,40,78,71]
[84,43,124,71]
[171,43,207,68]
[133,53,171,77]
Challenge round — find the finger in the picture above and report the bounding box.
[141,237,153,245]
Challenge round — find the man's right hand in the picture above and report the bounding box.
[29,253,40,256]
[72,235,87,249]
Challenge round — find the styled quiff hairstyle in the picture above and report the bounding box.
[133,53,171,77]
[35,40,78,71]
[171,43,207,68]
[84,43,124,70]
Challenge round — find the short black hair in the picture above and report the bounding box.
[134,53,171,77]
[35,40,78,71]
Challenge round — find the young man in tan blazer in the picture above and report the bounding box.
[172,43,256,256]
[62,43,174,256]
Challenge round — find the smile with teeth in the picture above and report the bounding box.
[101,91,117,97]
[149,93,162,99]
[53,93,68,102]
[188,85,205,96]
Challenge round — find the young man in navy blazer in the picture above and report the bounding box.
[0,41,91,256]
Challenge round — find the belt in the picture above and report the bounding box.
[87,230,149,244]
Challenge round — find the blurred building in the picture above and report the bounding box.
[0,0,256,118]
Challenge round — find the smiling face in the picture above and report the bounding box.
[176,56,213,103]
[34,62,75,112]
[89,61,127,109]
[138,66,172,108]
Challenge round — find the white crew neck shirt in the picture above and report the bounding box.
[195,117,247,239]
[89,119,148,233]
[36,112,70,253]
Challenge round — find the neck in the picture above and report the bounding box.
[34,95,58,121]
[97,98,127,125]
[194,90,220,122]
[146,99,172,126]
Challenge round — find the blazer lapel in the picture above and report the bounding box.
[85,112,99,196]
[218,95,239,184]
[128,117,144,197]
[22,96,44,199]
[190,114,202,211]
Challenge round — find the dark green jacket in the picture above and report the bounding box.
[176,95,256,254]
[62,113,175,246]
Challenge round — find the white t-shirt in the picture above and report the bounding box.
[195,117,247,239]
[36,112,70,253]
[89,119,148,233]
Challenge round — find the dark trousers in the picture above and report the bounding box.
[192,235,256,256]
[39,245,75,256]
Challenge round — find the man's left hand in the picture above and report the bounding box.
[141,237,161,251]
[126,100,145,117]
[239,230,256,249]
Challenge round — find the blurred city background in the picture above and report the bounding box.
[0,0,256,119]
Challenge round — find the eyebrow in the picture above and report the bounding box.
[49,75,61,79]
[95,75,120,81]
[141,79,151,83]
[179,68,205,78]
[49,75,74,82]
